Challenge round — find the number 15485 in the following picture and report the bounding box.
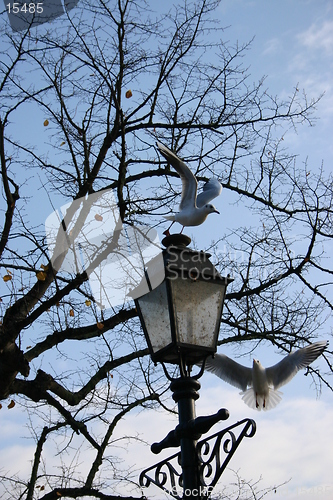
[6,3,44,14]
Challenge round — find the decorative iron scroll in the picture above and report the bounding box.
[139,418,256,498]
[197,418,256,491]
[139,451,183,499]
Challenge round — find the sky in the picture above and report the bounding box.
[168,1,333,497]
[1,0,333,499]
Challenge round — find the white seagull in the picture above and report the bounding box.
[204,340,328,411]
[157,142,222,235]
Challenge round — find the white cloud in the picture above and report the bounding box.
[208,389,333,498]
[1,388,332,499]
[113,382,333,499]
[262,37,282,56]
[281,19,333,136]
[297,20,333,54]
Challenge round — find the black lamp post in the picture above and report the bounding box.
[135,234,255,499]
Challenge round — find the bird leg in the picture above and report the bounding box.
[256,393,259,408]
[163,221,175,236]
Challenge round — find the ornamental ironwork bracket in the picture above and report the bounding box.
[139,417,256,499]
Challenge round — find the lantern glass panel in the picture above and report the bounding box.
[170,278,225,349]
[136,281,171,353]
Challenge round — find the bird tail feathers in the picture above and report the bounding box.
[240,388,283,411]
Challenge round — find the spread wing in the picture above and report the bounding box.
[204,353,253,391]
[157,142,197,210]
[266,340,328,389]
[196,179,222,207]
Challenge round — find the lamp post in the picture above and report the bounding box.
[135,234,255,499]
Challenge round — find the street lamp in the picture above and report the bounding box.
[135,234,230,371]
[136,234,256,499]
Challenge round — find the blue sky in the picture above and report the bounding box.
[162,2,333,498]
[1,0,333,499]
[133,1,333,498]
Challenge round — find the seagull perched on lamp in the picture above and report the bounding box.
[157,142,222,235]
[204,340,328,411]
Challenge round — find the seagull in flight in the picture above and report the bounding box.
[157,142,222,235]
[204,341,328,411]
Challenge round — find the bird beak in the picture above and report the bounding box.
[214,209,220,214]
